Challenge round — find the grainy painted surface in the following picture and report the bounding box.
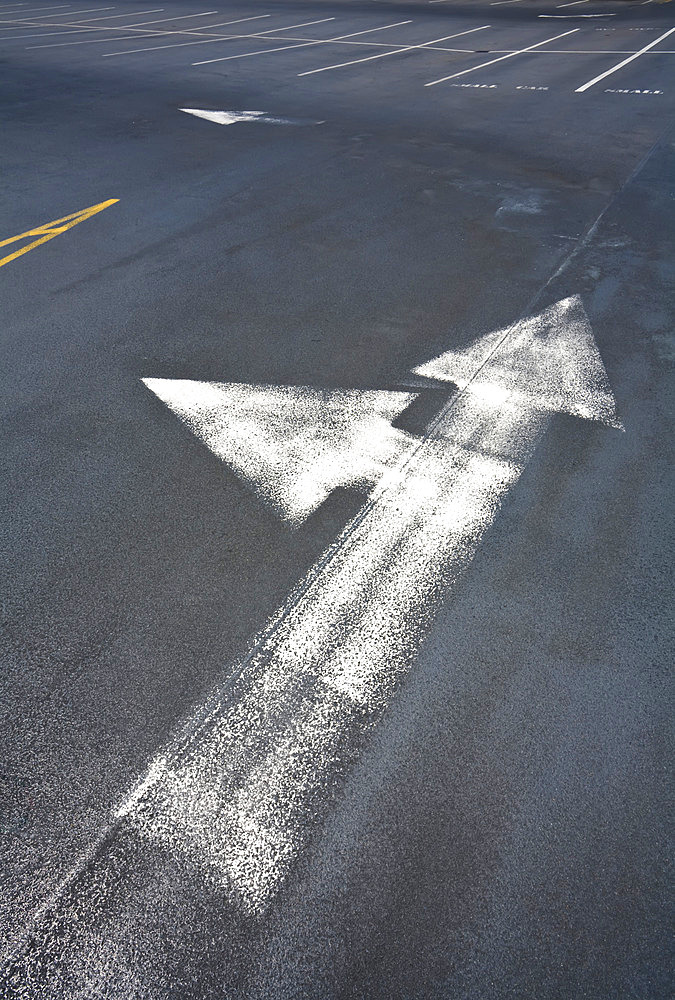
[1,0,672,995]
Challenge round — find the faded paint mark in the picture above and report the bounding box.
[497,193,544,216]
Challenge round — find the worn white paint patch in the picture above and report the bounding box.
[142,379,416,524]
[497,193,544,215]
[414,296,622,428]
[121,297,621,914]
[180,108,291,126]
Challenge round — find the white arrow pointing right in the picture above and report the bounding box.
[179,108,319,127]
[119,294,622,914]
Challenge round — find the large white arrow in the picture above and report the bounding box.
[180,108,319,127]
[123,295,621,913]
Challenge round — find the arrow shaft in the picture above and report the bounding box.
[119,389,550,912]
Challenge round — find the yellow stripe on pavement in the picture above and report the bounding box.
[0,198,118,269]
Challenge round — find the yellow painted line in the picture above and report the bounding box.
[0,197,118,268]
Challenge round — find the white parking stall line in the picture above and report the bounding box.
[0,6,162,26]
[0,5,113,20]
[5,4,113,14]
[539,13,617,18]
[191,19,414,67]
[21,10,256,49]
[489,0,524,6]
[510,48,672,54]
[0,2,66,8]
[556,0,589,6]
[298,24,490,77]
[57,7,161,17]
[425,27,579,86]
[25,13,269,46]
[1,3,71,10]
[0,10,162,40]
[0,14,83,30]
[575,24,675,91]
[239,17,337,34]
[102,16,337,57]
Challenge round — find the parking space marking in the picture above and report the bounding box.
[102,15,337,57]
[0,3,70,9]
[426,27,578,86]
[0,5,115,18]
[298,24,490,77]
[0,3,125,19]
[0,198,118,269]
[22,12,258,47]
[576,23,675,90]
[191,19,414,67]
[0,6,162,29]
[2,4,71,10]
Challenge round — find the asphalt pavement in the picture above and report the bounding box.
[1,0,673,996]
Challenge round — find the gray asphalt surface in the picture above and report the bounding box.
[1,0,673,996]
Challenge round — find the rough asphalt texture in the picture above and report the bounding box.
[1,0,673,995]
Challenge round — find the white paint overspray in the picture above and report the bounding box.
[121,296,621,914]
[142,381,417,524]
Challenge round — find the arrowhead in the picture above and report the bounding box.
[180,108,275,126]
[142,379,416,524]
[414,295,622,427]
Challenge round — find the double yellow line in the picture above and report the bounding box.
[0,197,118,269]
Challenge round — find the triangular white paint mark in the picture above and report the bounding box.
[142,379,416,524]
[414,295,622,428]
[180,108,296,126]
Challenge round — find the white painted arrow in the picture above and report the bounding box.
[180,108,308,127]
[414,295,622,428]
[122,295,620,913]
[142,380,416,523]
